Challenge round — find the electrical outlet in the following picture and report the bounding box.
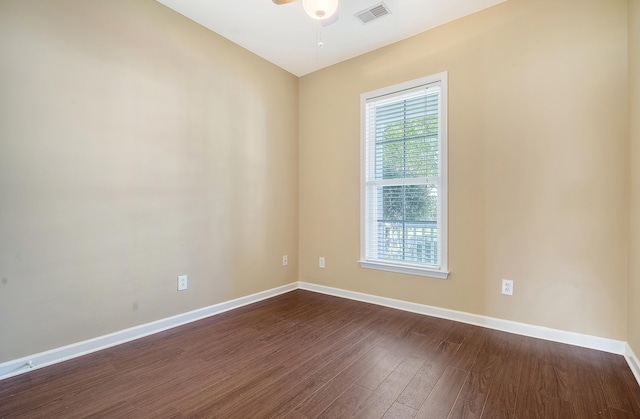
[282,255,288,266]
[178,275,188,291]
[502,279,513,296]
[319,257,325,268]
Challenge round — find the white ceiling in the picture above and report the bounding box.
[156,0,507,77]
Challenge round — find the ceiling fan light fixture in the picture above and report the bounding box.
[302,0,338,20]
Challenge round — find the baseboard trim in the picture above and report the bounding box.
[626,344,640,386]
[2,280,637,388]
[298,282,627,355]
[0,282,298,381]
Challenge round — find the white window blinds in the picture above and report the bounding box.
[360,73,448,278]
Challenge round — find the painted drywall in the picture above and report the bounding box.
[629,0,640,356]
[0,0,299,361]
[299,0,629,339]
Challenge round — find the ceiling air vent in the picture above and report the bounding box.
[355,2,391,24]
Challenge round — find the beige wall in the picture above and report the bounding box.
[299,0,629,339]
[629,0,640,356]
[0,0,299,361]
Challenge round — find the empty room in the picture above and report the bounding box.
[1,0,640,417]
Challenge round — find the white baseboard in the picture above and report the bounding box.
[298,282,627,355]
[626,344,640,386]
[0,282,298,381]
[2,280,638,389]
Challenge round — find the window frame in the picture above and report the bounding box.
[359,72,449,279]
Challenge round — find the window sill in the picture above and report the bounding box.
[358,260,449,279]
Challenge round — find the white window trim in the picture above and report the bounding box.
[358,72,449,279]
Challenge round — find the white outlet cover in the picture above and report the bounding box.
[319,257,325,268]
[178,275,188,291]
[501,279,513,296]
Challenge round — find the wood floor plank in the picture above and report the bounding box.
[376,311,426,349]
[191,298,352,362]
[414,366,469,419]
[0,349,114,403]
[543,397,576,418]
[381,402,417,419]
[128,297,380,414]
[352,355,425,418]
[595,351,640,417]
[513,352,547,419]
[282,409,313,419]
[608,406,640,418]
[470,332,524,419]
[449,351,499,418]
[8,368,143,418]
[229,326,387,418]
[418,340,460,375]
[293,344,390,418]
[1,290,639,419]
[395,371,437,411]
[409,316,455,342]
[396,340,460,409]
[562,345,613,418]
[0,361,133,417]
[445,323,486,372]
[356,350,405,391]
[180,315,388,417]
[317,384,372,419]
[83,400,139,418]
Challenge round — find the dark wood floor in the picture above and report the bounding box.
[1,290,639,418]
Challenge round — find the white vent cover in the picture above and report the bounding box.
[355,2,391,24]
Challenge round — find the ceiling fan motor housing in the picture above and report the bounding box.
[302,0,339,20]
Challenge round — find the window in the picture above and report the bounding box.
[360,72,448,279]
